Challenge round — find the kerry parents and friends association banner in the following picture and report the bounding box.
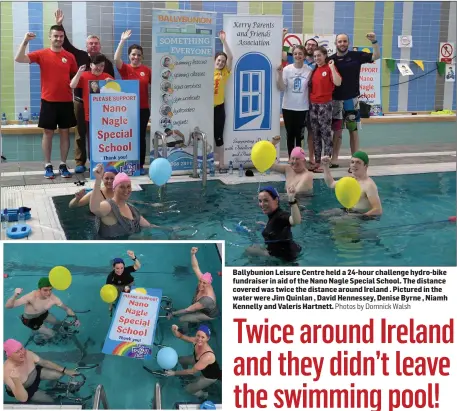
[223,15,283,167]
[89,80,140,178]
[150,9,216,171]
[102,288,162,360]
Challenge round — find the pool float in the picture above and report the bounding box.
[6,224,32,239]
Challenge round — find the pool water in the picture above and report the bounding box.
[3,243,222,409]
[52,172,456,266]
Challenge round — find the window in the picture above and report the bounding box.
[239,70,263,118]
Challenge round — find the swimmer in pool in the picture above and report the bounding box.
[247,185,302,262]
[168,247,220,333]
[105,250,141,314]
[5,278,80,340]
[3,339,79,403]
[271,137,314,195]
[165,325,222,400]
[321,151,383,217]
[69,166,118,208]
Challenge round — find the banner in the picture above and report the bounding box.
[357,46,382,116]
[305,34,337,56]
[150,9,216,171]
[102,288,162,360]
[89,80,140,178]
[223,15,283,167]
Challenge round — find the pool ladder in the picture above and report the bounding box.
[190,127,208,188]
[153,383,162,409]
[92,384,109,409]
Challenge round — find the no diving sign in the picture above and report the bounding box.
[439,42,454,63]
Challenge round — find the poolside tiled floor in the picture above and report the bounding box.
[1,143,456,241]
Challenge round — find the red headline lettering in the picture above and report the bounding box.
[234,318,454,344]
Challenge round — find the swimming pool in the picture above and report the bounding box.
[52,172,456,266]
[3,243,223,409]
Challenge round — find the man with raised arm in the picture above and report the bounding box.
[54,9,115,174]
[15,27,78,179]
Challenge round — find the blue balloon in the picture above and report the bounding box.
[149,158,172,186]
[157,347,178,370]
[200,401,216,409]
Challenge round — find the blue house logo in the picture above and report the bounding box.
[234,52,272,131]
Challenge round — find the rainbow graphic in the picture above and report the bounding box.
[111,342,152,359]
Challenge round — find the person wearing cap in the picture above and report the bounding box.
[321,152,382,217]
[247,185,302,262]
[69,166,118,208]
[5,278,79,340]
[105,250,141,314]
[168,247,220,333]
[270,140,314,195]
[165,324,222,400]
[90,163,173,239]
[3,338,79,403]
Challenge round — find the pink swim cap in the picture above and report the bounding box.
[4,339,23,357]
[290,147,306,160]
[113,172,131,190]
[201,272,213,284]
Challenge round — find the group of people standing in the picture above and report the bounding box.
[279,30,380,172]
[14,8,234,179]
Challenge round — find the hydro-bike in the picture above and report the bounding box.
[44,364,98,406]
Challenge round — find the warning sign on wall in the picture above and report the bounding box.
[439,42,454,64]
[283,33,303,52]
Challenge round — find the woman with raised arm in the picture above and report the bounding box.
[165,324,222,400]
[114,30,152,175]
[167,247,220,333]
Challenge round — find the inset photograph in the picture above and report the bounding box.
[161,69,173,80]
[161,56,173,69]
[3,242,223,409]
[160,80,173,93]
[160,104,173,117]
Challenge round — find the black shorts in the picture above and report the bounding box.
[38,99,77,130]
[214,103,225,147]
[21,311,49,330]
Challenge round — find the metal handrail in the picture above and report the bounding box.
[153,131,168,159]
[92,384,109,409]
[154,383,162,409]
[190,127,208,187]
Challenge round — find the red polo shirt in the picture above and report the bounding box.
[117,63,151,109]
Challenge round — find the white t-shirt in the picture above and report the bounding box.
[282,64,312,111]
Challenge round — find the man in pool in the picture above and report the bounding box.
[5,278,80,340]
[3,338,79,403]
[321,151,383,217]
[271,137,314,195]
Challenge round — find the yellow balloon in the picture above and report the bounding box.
[100,285,118,303]
[49,266,72,290]
[251,141,277,173]
[133,287,147,294]
[335,177,362,209]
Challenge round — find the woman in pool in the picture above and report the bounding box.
[69,166,118,208]
[168,247,220,333]
[213,30,233,170]
[247,185,302,262]
[114,30,152,175]
[89,163,173,239]
[165,324,221,400]
[308,46,341,173]
[105,250,141,314]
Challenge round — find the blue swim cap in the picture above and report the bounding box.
[259,186,279,200]
[200,401,216,410]
[112,258,125,266]
[104,166,118,175]
[198,325,211,338]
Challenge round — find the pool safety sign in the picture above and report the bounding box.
[305,34,337,56]
[89,80,140,178]
[439,42,454,64]
[102,288,162,360]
